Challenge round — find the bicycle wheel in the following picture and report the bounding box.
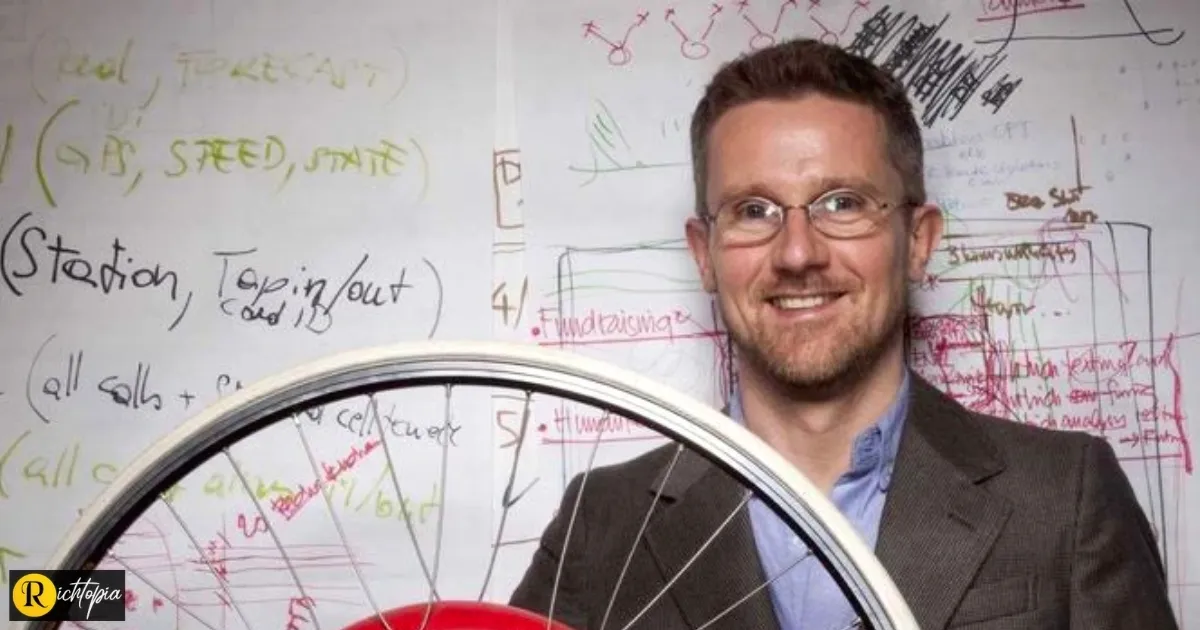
[17,341,918,630]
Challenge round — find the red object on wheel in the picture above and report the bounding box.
[341,601,579,630]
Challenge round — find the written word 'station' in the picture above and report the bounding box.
[0,212,194,331]
[213,249,443,337]
[24,100,427,207]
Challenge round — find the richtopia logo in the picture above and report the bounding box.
[9,570,126,622]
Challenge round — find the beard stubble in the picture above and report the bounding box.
[725,281,909,400]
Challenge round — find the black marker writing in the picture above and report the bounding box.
[1,212,193,330]
[212,248,441,336]
[845,5,1023,126]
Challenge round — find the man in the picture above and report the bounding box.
[510,38,1176,630]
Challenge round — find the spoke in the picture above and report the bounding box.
[546,411,609,630]
[224,449,323,630]
[617,491,753,630]
[598,443,684,630]
[293,416,393,630]
[694,544,810,630]
[370,394,441,601]
[478,390,535,601]
[419,384,454,630]
[159,496,255,630]
[106,552,220,630]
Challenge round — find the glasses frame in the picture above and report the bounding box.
[703,187,915,244]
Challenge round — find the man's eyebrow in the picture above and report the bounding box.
[808,176,889,199]
[713,176,891,208]
[712,183,780,209]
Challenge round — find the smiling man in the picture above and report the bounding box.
[510,38,1177,630]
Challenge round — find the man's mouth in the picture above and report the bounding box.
[768,293,845,310]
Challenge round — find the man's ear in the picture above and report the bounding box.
[906,204,944,282]
[685,216,717,293]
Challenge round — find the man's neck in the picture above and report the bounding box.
[736,343,908,493]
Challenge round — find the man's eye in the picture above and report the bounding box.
[734,199,777,220]
[818,192,868,213]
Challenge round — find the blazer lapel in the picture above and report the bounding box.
[875,377,1014,630]
[644,447,781,630]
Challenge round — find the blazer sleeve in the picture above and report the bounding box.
[1069,435,1178,629]
[508,472,592,630]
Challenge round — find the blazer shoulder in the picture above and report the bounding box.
[967,408,1093,446]
[570,442,688,495]
[959,406,1101,477]
[564,438,732,510]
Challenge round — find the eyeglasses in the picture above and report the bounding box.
[704,188,910,245]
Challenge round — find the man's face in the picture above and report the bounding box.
[685,94,943,394]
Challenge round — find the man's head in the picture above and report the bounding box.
[685,38,943,398]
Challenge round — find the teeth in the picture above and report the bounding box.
[773,295,832,310]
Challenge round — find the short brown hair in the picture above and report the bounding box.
[689,38,925,216]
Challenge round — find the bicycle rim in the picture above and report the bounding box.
[24,340,918,630]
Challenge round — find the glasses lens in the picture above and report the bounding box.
[717,198,781,244]
[811,190,883,237]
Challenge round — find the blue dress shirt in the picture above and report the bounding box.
[729,371,910,630]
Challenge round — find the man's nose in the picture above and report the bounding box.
[770,208,830,271]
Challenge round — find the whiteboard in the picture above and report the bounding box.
[2,0,1199,627]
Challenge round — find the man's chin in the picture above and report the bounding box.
[743,343,850,388]
[747,334,885,393]
[767,359,854,392]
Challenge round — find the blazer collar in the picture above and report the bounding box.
[649,444,712,501]
[901,374,1006,482]
[643,445,781,630]
[874,375,1014,630]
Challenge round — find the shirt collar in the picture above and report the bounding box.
[727,369,910,492]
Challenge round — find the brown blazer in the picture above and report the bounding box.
[508,376,1177,630]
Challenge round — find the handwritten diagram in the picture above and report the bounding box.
[567,99,688,187]
[580,0,882,64]
[581,10,650,66]
[971,0,1185,47]
[666,3,726,60]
